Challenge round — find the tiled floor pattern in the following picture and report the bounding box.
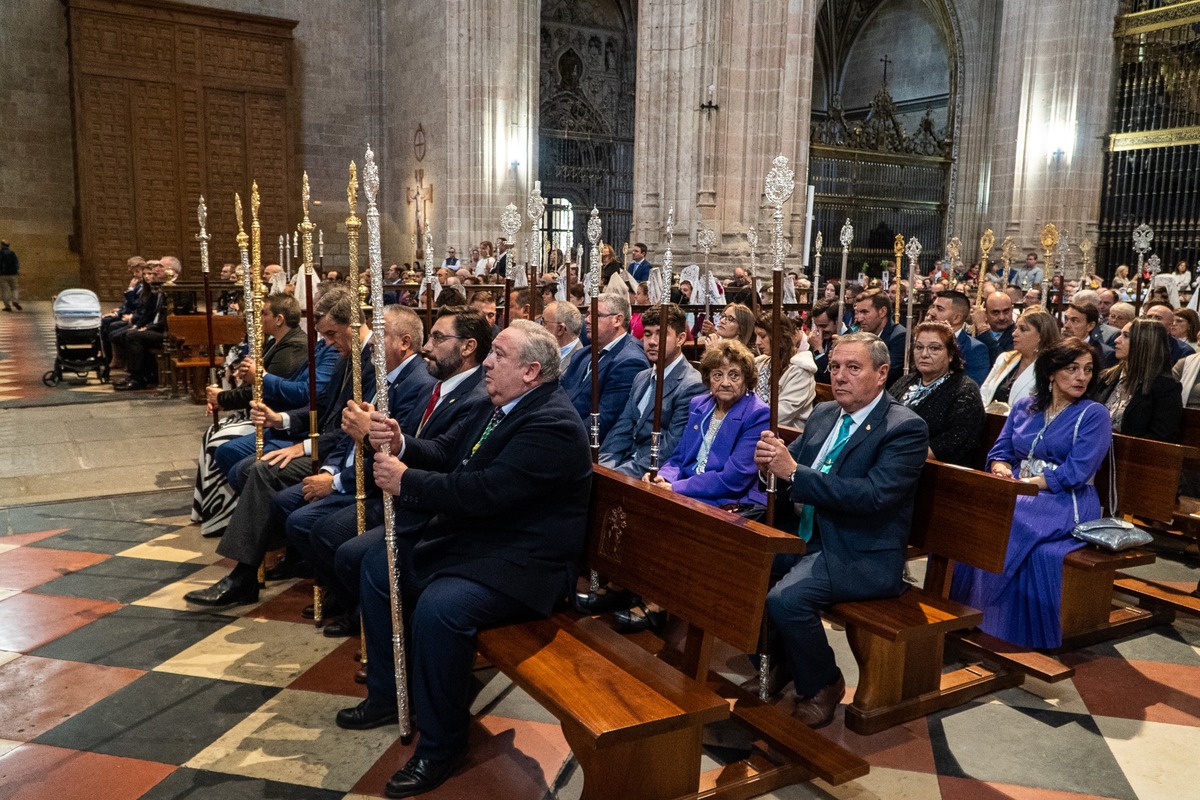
[1,489,1199,799]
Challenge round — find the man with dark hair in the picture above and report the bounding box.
[852,289,906,386]
[629,242,652,284]
[0,240,20,311]
[599,303,705,477]
[975,291,1015,366]
[926,290,991,384]
[755,331,928,728]
[1063,301,1116,368]
[809,300,841,384]
[468,290,499,335]
[492,238,509,278]
[344,320,592,796]
[561,291,650,442]
[507,288,531,321]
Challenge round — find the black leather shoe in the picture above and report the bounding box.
[183,575,259,607]
[385,750,467,798]
[323,616,358,638]
[612,604,667,633]
[335,699,398,731]
[113,379,147,391]
[265,556,312,581]
[354,665,368,684]
[11,302,20,311]
[302,599,347,621]
[574,588,640,615]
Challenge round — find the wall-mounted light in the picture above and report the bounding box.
[1045,119,1077,165]
[699,83,719,115]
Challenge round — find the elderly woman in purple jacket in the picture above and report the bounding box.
[646,338,770,512]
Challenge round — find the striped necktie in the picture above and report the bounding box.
[470,407,506,457]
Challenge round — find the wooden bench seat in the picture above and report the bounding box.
[1113,573,1200,617]
[476,466,868,799]
[167,314,246,401]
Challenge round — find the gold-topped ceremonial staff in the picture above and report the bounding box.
[1079,237,1095,288]
[945,236,962,291]
[838,218,853,307]
[1040,223,1059,310]
[903,236,922,376]
[1000,235,1017,293]
[698,225,716,326]
[974,229,996,309]
[500,204,521,327]
[345,163,366,544]
[893,234,905,323]
[648,207,675,481]
[587,206,603,460]
[1132,224,1154,316]
[527,182,546,319]
[250,182,266,460]
[197,196,219,432]
[235,195,255,365]
[365,145,413,743]
[764,154,795,529]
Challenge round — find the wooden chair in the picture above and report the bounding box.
[166,314,246,402]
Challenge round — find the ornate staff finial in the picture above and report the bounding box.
[764,154,795,274]
[905,236,923,263]
[946,236,962,264]
[697,226,716,254]
[196,196,211,271]
[662,207,675,283]
[302,172,310,218]
[347,162,358,215]
[1001,235,1017,265]
[974,229,996,306]
[587,206,602,295]
[840,219,854,249]
[1132,223,1154,256]
[1148,253,1162,276]
[363,144,379,205]
[250,181,260,222]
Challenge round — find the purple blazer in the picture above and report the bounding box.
[659,391,770,507]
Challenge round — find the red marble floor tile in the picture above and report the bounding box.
[1065,653,1200,727]
[0,743,176,800]
[819,702,938,774]
[0,655,144,740]
[0,593,122,653]
[352,716,570,799]
[0,529,70,548]
[939,775,1119,800]
[0,547,110,592]
[288,636,370,698]
[249,578,317,623]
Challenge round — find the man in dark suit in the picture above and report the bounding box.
[629,242,652,284]
[755,331,928,728]
[184,286,375,607]
[340,319,592,797]
[809,299,841,385]
[491,238,509,278]
[852,289,906,387]
[541,301,584,373]
[561,291,650,442]
[974,291,1015,366]
[272,305,436,621]
[206,293,309,414]
[1063,302,1117,369]
[600,303,705,477]
[298,307,494,635]
[927,291,991,385]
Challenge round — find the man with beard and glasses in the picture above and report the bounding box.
[287,307,493,639]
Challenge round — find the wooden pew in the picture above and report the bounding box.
[775,425,1070,735]
[476,466,869,800]
[814,382,834,404]
[166,314,245,402]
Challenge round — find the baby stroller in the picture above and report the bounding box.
[43,289,109,386]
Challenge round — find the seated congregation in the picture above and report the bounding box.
[183,274,1200,799]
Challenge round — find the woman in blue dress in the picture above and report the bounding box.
[951,337,1112,648]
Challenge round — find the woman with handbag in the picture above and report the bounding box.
[951,337,1112,648]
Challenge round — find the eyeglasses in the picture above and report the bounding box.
[428,332,464,344]
[719,314,738,323]
[912,344,946,354]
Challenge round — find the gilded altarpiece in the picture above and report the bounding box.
[68,0,298,297]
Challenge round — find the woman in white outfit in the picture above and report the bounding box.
[978,309,1061,413]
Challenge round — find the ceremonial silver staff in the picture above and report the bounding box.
[587,206,603,458]
[764,154,795,525]
[527,181,546,317]
[500,203,521,326]
[903,236,922,375]
[698,225,716,325]
[746,226,759,309]
[280,235,287,282]
[421,228,436,330]
[365,145,412,741]
[812,231,823,302]
[298,172,326,623]
[648,208,675,480]
[839,218,853,308]
[1132,223,1154,314]
[197,196,219,432]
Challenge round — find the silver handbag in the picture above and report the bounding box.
[1067,411,1153,552]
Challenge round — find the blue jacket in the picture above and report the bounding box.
[599,358,706,478]
[630,259,652,284]
[880,320,907,387]
[659,391,771,508]
[786,394,928,598]
[262,338,339,410]
[562,332,651,443]
[957,328,991,386]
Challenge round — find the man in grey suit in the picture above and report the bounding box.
[600,303,705,477]
[541,301,583,371]
[755,332,928,728]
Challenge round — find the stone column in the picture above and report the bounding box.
[633,0,818,277]
[986,0,1120,269]
[382,0,539,267]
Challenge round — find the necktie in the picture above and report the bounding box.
[470,407,506,457]
[796,413,854,542]
[637,376,655,419]
[417,382,442,435]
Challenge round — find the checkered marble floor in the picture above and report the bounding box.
[2,489,1200,799]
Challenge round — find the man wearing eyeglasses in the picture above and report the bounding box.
[561,291,650,442]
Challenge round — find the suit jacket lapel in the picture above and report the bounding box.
[796,402,838,466]
[834,393,892,467]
